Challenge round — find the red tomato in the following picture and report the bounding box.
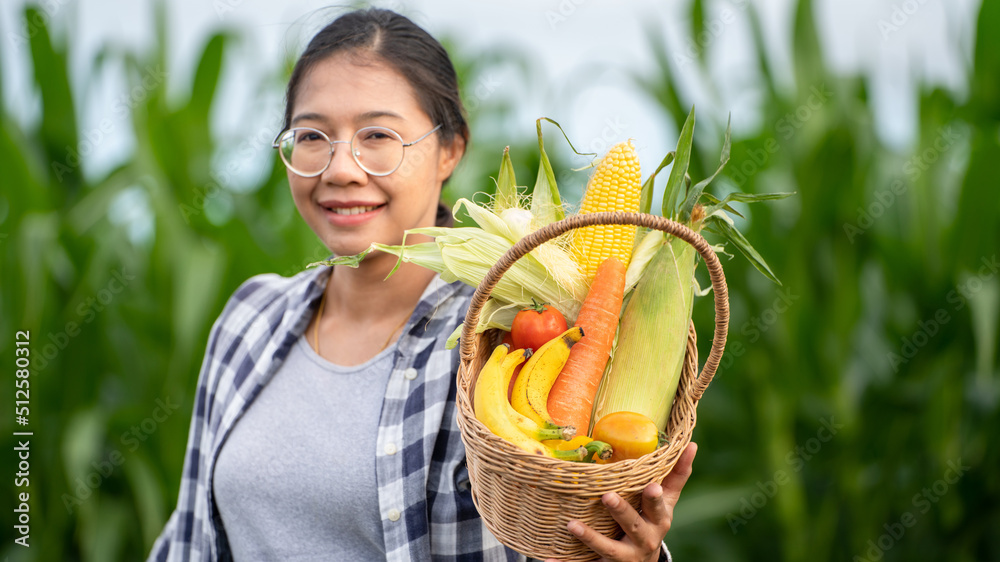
[510,301,568,352]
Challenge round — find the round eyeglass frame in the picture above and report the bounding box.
[271,124,442,178]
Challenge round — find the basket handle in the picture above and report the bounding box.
[459,211,729,401]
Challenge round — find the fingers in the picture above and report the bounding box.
[564,517,630,561]
[641,442,696,536]
[602,492,667,557]
[639,480,667,529]
[660,442,697,508]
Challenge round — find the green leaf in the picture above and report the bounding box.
[968,276,998,381]
[309,246,373,269]
[189,33,229,122]
[971,0,1000,115]
[527,118,598,225]
[124,454,166,547]
[172,238,224,359]
[26,6,80,189]
[663,106,696,218]
[699,193,745,219]
[690,0,707,67]
[702,190,796,216]
[638,151,675,215]
[529,118,565,224]
[371,240,449,280]
[61,408,105,484]
[680,115,732,221]
[493,146,519,212]
[725,191,797,202]
[704,214,782,285]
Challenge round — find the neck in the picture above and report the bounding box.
[322,251,436,323]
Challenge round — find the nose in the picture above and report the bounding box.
[320,141,368,186]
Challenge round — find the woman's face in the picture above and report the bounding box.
[287,54,463,257]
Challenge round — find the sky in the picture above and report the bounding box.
[0,0,982,191]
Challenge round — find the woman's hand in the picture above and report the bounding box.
[545,442,698,562]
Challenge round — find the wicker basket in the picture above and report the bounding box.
[455,211,730,561]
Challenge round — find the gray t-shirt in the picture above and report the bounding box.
[213,333,395,561]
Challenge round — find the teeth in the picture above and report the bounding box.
[329,205,378,215]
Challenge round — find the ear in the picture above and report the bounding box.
[437,135,466,181]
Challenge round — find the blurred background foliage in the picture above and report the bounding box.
[1,0,998,560]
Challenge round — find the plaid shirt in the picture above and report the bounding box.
[147,265,523,561]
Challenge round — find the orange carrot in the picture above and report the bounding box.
[546,257,626,435]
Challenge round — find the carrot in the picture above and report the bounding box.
[546,257,626,435]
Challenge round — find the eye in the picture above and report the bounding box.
[295,130,325,143]
[359,128,395,143]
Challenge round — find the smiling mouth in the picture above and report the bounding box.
[323,204,384,215]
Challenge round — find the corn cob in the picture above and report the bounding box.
[572,140,642,281]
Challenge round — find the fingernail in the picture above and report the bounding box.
[649,483,662,498]
[602,493,619,508]
[568,520,584,536]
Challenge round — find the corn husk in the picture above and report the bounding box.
[454,198,587,303]
[370,224,584,348]
[624,229,665,294]
[591,234,697,432]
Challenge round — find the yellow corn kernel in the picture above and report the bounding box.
[572,140,642,280]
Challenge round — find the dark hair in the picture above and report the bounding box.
[283,8,469,148]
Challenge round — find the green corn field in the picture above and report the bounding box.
[1,1,997,560]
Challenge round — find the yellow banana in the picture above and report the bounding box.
[511,327,585,426]
[500,349,576,442]
[474,344,548,456]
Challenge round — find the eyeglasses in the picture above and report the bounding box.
[271,124,442,177]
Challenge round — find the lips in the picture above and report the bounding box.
[318,200,385,225]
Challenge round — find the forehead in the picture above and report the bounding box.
[292,54,426,127]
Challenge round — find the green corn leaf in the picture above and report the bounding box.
[26,6,79,189]
[700,193,745,219]
[189,33,229,123]
[493,146,519,212]
[702,190,796,216]
[529,118,565,225]
[663,106,696,219]
[527,117,598,224]
[720,191,797,203]
[704,213,782,285]
[680,114,732,221]
[691,0,707,67]
[638,151,675,215]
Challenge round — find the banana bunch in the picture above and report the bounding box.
[473,328,612,462]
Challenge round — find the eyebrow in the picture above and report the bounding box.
[290,110,405,127]
[356,110,405,122]
[290,112,328,126]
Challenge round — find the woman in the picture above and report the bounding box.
[149,8,696,562]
